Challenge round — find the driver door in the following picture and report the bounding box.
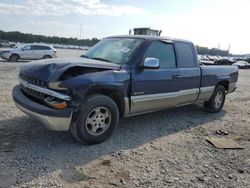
[131,40,180,114]
[19,45,32,59]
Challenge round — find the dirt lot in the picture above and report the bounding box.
[0,59,249,187]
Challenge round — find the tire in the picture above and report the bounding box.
[9,54,19,62]
[204,85,226,113]
[71,94,119,145]
[43,55,52,59]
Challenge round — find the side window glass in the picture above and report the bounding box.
[31,45,37,50]
[43,46,50,50]
[44,46,51,50]
[22,45,31,50]
[144,41,176,69]
[176,42,195,68]
[32,45,43,50]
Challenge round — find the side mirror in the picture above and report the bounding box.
[143,57,160,69]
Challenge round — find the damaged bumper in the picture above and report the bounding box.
[228,82,237,93]
[12,85,74,131]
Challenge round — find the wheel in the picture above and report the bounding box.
[9,54,19,62]
[43,55,52,59]
[71,94,119,145]
[204,85,226,113]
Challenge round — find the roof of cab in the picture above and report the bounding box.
[106,35,193,44]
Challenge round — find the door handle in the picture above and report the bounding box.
[172,74,181,79]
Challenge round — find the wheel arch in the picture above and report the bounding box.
[10,53,20,59]
[43,54,52,58]
[217,80,229,91]
[85,87,126,117]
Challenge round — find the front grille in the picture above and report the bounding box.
[19,73,48,100]
[21,85,45,100]
[19,73,47,88]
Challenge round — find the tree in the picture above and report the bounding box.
[0,30,100,47]
[196,45,229,56]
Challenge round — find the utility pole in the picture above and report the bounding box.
[228,43,231,54]
[78,23,83,56]
[79,23,83,41]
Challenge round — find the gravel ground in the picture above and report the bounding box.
[0,59,249,188]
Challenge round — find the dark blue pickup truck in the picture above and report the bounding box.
[12,35,238,144]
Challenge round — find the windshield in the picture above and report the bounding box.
[84,38,144,65]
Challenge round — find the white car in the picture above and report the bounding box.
[233,60,250,69]
[0,43,56,62]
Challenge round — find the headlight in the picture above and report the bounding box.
[48,81,68,90]
[1,51,9,54]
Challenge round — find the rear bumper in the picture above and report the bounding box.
[12,85,74,131]
[51,53,57,58]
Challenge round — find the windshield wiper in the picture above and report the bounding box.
[90,57,110,62]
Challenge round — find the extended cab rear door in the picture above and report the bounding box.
[174,42,201,105]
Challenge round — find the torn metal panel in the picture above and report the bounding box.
[20,57,121,82]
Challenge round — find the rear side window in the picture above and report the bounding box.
[32,45,51,50]
[176,42,195,68]
[144,41,176,69]
[41,46,51,50]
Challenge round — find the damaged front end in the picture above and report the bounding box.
[12,58,124,131]
[18,57,121,108]
[18,73,72,110]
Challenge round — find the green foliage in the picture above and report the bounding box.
[0,30,100,47]
[0,30,230,56]
[196,45,229,56]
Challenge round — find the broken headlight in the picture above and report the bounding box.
[48,81,68,90]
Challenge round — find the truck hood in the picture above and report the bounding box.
[20,58,121,82]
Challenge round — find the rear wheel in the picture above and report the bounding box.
[204,85,226,113]
[43,55,52,59]
[9,54,19,62]
[71,94,119,145]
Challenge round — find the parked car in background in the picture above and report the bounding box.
[245,58,250,64]
[207,55,216,61]
[0,39,15,48]
[0,43,56,62]
[201,55,210,61]
[216,56,223,60]
[233,60,250,69]
[214,58,235,65]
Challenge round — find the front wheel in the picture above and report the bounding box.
[9,54,19,62]
[204,85,226,113]
[71,94,119,145]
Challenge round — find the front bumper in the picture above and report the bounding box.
[228,82,237,93]
[12,85,74,131]
[0,53,10,60]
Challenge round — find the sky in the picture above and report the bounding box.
[0,0,249,54]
